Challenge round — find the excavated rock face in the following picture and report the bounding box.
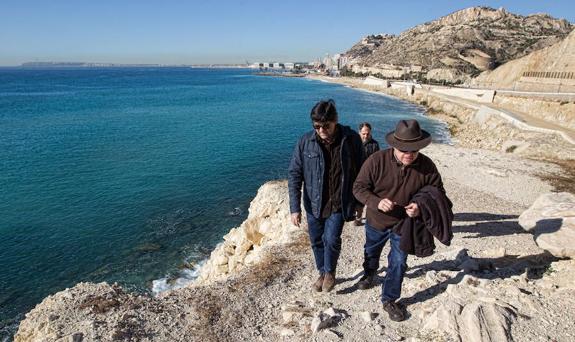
[472,29,575,91]
[344,7,572,82]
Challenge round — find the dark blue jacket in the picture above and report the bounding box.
[288,124,365,221]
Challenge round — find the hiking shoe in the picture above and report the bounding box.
[357,273,375,290]
[322,272,336,292]
[312,274,324,292]
[382,301,406,322]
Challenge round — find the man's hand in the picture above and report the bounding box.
[291,212,302,227]
[355,205,364,220]
[405,202,420,218]
[377,198,396,212]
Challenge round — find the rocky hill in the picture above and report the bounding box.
[344,7,572,82]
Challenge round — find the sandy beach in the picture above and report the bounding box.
[14,78,575,342]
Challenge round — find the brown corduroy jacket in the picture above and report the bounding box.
[353,148,444,230]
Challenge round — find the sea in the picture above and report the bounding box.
[0,67,450,339]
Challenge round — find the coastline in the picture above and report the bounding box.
[305,75,575,160]
[14,77,575,341]
[306,74,575,192]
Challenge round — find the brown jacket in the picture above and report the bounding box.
[353,148,444,230]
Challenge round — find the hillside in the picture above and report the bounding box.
[344,7,572,82]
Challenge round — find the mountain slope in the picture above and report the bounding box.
[345,7,572,82]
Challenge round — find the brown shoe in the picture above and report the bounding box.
[312,274,324,292]
[382,301,406,322]
[322,272,336,292]
[357,273,375,290]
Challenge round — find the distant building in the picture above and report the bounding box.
[338,56,349,70]
[249,61,299,70]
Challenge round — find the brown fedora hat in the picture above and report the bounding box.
[385,119,432,151]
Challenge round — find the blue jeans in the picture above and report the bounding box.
[363,222,408,302]
[306,212,344,274]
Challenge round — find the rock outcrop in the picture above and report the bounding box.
[344,7,572,82]
[15,180,302,341]
[194,180,300,284]
[519,192,575,257]
[422,274,518,342]
[14,283,185,342]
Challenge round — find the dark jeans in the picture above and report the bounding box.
[306,212,344,274]
[363,222,408,302]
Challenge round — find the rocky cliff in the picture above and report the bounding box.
[345,7,572,82]
[194,180,299,284]
[15,180,306,341]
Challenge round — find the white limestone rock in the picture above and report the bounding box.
[501,140,530,154]
[441,246,469,263]
[310,313,333,333]
[310,307,348,333]
[423,275,518,342]
[196,181,303,284]
[518,192,575,257]
[483,247,507,258]
[425,270,459,286]
[279,328,295,337]
[359,311,376,322]
[281,301,312,325]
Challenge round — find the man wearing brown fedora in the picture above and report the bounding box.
[353,119,445,322]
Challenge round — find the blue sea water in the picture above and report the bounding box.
[0,67,450,338]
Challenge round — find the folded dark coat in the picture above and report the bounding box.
[393,185,453,257]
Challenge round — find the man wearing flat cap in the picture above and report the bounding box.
[353,119,447,322]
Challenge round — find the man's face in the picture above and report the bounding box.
[313,120,337,141]
[359,126,371,143]
[393,148,419,166]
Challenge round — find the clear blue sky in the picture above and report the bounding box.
[0,0,573,66]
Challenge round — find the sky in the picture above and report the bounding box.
[0,0,574,66]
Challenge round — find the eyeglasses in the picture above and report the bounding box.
[313,121,333,130]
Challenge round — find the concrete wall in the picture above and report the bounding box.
[514,77,575,93]
[494,95,575,130]
[363,76,389,87]
[431,88,496,103]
